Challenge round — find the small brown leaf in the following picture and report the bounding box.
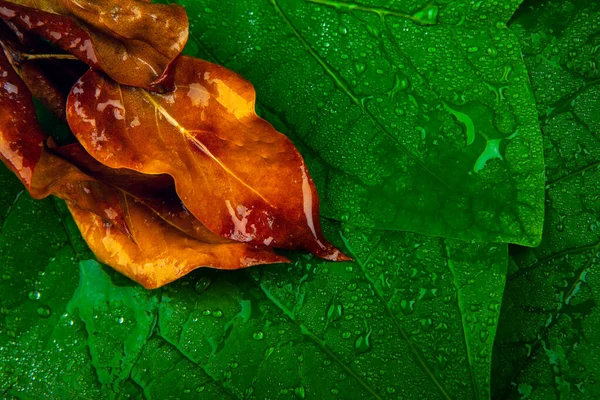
[0,0,188,91]
[0,46,130,233]
[67,56,349,261]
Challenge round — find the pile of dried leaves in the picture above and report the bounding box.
[0,0,347,289]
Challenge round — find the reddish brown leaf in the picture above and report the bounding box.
[66,56,349,261]
[0,46,131,234]
[0,0,188,91]
[1,40,47,189]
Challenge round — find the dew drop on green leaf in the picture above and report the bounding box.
[194,276,211,294]
[37,305,51,318]
[28,291,41,300]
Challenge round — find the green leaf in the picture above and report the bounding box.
[492,1,600,398]
[1,0,533,398]
[169,0,545,245]
[152,224,507,399]
[0,179,160,397]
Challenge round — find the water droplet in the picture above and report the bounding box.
[195,277,211,294]
[354,322,373,354]
[342,331,351,339]
[264,347,274,359]
[116,316,124,324]
[354,62,366,74]
[294,386,306,399]
[37,305,51,318]
[467,46,479,53]
[480,329,490,343]
[202,309,211,316]
[28,291,41,300]
[213,310,223,318]
[410,4,439,25]
[325,296,344,330]
[330,388,339,395]
[400,299,415,315]
[253,331,264,341]
[196,386,205,393]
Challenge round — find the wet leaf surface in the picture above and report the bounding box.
[3,0,598,398]
[0,165,508,397]
[492,1,600,398]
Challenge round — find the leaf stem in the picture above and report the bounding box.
[18,53,79,61]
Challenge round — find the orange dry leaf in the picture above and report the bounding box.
[67,56,349,261]
[69,196,288,289]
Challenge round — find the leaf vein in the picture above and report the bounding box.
[269,0,451,190]
[340,233,453,400]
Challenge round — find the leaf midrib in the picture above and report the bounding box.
[141,90,273,206]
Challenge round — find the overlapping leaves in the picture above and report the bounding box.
[175,0,546,245]
[0,0,189,91]
[492,1,600,398]
[0,0,350,288]
[2,0,589,399]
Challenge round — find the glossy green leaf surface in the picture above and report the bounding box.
[492,1,600,398]
[169,0,545,245]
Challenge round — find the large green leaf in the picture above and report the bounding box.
[0,163,508,399]
[492,1,600,398]
[169,0,545,245]
[0,173,159,397]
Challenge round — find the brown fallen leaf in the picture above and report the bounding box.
[66,55,349,261]
[1,47,289,288]
[0,0,188,91]
[0,31,45,190]
[69,196,288,289]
